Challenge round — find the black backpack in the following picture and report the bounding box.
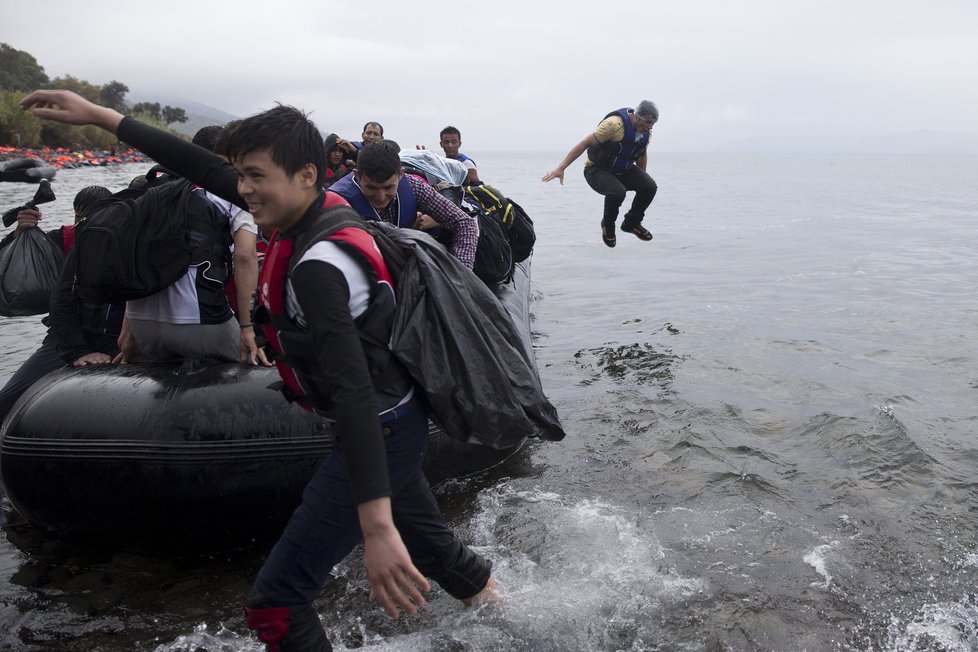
[464,183,536,264]
[505,198,535,263]
[472,210,514,286]
[423,185,514,286]
[463,182,508,215]
[73,177,232,303]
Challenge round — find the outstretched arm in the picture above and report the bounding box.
[21,90,244,209]
[541,133,599,184]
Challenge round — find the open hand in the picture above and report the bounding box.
[20,89,124,132]
[541,168,565,184]
[336,138,357,154]
[363,526,430,619]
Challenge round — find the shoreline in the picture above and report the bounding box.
[0,145,147,169]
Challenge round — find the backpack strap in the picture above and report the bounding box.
[286,208,409,394]
[288,206,369,274]
[360,221,406,281]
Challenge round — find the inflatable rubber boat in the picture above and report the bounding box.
[1,259,535,544]
[0,158,57,183]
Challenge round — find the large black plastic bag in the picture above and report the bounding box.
[0,228,64,317]
[373,224,565,449]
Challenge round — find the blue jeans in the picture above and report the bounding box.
[247,405,491,609]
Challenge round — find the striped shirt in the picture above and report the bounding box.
[377,175,479,269]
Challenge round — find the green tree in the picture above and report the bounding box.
[0,43,49,92]
[46,75,102,102]
[162,105,188,125]
[77,124,118,149]
[0,89,43,146]
[132,101,162,121]
[99,80,129,113]
[39,76,108,148]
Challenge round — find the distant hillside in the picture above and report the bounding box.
[128,96,239,138]
[714,130,978,155]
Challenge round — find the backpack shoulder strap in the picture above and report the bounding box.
[360,221,407,281]
[289,205,368,274]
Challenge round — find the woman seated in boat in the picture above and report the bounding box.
[323,133,352,187]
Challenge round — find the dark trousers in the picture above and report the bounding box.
[583,165,658,228]
[247,405,491,610]
[0,336,64,428]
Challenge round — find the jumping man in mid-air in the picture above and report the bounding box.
[543,100,659,248]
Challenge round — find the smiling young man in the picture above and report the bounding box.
[21,89,496,652]
[328,141,479,268]
[439,126,480,184]
[542,100,659,248]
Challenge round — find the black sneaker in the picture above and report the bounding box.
[621,222,653,241]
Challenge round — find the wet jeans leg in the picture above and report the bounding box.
[620,167,658,227]
[247,442,363,609]
[0,337,65,427]
[247,406,487,609]
[392,461,492,600]
[584,166,627,229]
[245,603,331,651]
[385,408,491,599]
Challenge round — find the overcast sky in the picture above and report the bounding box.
[3,0,977,152]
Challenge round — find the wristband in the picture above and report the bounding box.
[240,323,254,330]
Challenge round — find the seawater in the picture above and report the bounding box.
[0,152,976,651]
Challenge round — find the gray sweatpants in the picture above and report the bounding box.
[128,317,239,362]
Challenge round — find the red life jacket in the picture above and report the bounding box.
[324,164,347,182]
[254,195,407,414]
[61,224,75,253]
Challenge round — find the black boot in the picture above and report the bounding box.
[245,604,332,652]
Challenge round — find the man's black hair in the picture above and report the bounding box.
[73,185,111,215]
[214,119,242,158]
[440,126,461,140]
[362,121,384,136]
[356,140,403,182]
[224,106,326,185]
[192,125,223,153]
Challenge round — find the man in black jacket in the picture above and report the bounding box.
[0,186,121,429]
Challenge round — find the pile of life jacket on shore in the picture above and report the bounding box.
[0,146,147,169]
